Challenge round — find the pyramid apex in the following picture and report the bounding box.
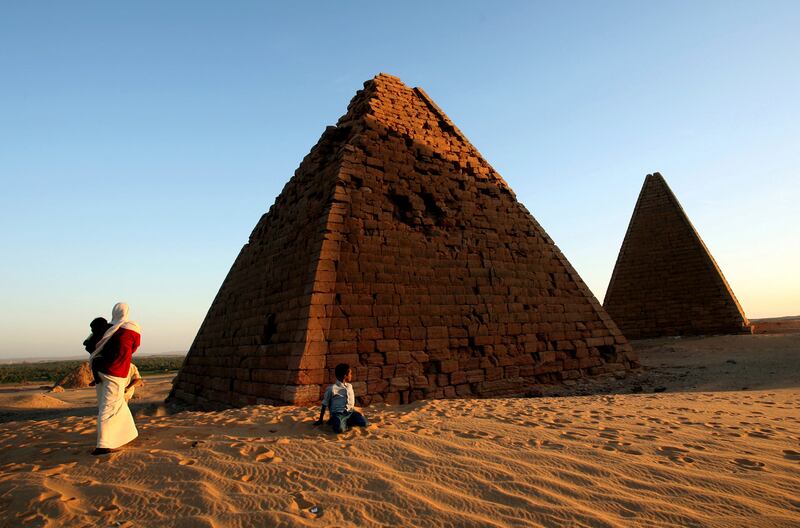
[366,73,410,92]
[368,72,407,87]
[374,72,403,81]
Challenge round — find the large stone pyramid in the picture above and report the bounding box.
[169,74,638,408]
[603,173,750,339]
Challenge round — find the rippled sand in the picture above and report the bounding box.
[2,388,799,527]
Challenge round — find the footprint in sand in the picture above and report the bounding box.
[288,493,323,518]
[543,422,566,430]
[456,430,491,440]
[656,446,694,464]
[530,439,564,450]
[782,450,800,461]
[732,458,765,470]
[254,448,281,463]
[683,444,706,451]
[602,440,643,456]
[41,462,77,476]
[597,428,620,440]
[560,431,588,441]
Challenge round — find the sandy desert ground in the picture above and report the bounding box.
[1,334,799,527]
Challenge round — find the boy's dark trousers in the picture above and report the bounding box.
[330,410,368,434]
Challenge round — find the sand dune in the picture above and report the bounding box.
[1,389,799,527]
[1,336,799,527]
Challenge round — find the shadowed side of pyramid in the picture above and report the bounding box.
[169,74,640,409]
[603,173,750,339]
[167,123,356,408]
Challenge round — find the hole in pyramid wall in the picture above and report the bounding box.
[387,188,449,234]
[420,192,445,226]
[597,345,615,362]
[262,313,277,344]
[388,192,415,228]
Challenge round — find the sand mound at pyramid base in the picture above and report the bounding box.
[54,361,95,389]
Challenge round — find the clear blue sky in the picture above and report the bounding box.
[1,1,798,359]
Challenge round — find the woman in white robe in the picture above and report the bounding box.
[89,302,142,455]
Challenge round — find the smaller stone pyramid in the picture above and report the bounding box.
[604,173,751,339]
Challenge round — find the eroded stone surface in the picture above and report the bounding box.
[169,74,638,408]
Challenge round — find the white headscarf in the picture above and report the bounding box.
[89,302,142,362]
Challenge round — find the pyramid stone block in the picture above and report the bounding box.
[603,173,751,339]
[168,74,639,408]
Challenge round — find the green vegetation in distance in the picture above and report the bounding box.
[0,356,185,385]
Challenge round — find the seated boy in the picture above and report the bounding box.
[313,363,368,434]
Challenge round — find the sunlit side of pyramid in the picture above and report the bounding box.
[169,74,639,408]
[604,173,750,339]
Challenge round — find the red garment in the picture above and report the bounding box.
[94,328,140,378]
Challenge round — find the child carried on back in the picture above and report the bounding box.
[83,317,111,385]
[314,363,368,434]
[83,316,142,395]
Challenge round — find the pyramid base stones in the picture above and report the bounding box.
[173,341,639,409]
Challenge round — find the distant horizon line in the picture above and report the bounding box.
[2,316,798,364]
[0,350,187,365]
